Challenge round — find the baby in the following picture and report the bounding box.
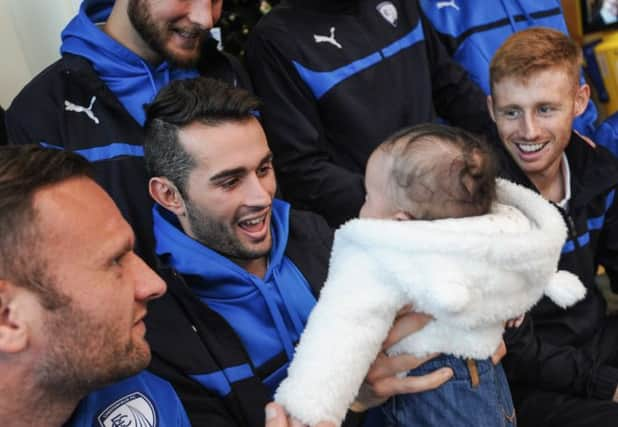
[275,123,586,426]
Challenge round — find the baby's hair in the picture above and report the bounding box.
[378,123,497,220]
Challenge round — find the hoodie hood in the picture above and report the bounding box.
[153,198,316,394]
[61,0,198,125]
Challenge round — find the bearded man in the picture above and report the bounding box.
[6,0,249,267]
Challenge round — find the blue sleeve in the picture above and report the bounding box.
[595,116,618,158]
[66,371,191,427]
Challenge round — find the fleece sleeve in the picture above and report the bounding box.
[275,249,403,426]
[245,30,365,227]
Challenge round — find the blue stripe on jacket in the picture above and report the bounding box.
[293,22,424,99]
[562,190,616,254]
[40,141,144,162]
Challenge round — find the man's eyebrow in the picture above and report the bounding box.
[259,152,274,165]
[209,152,273,182]
[210,167,247,182]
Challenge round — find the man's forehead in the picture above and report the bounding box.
[34,177,131,251]
[178,119,270,171]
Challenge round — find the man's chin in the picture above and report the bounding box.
[164,47,201,68]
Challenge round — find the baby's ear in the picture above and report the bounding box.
[394,211,414,221]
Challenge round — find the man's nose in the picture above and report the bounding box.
[133,254,167,302]
[187,0,215,30]
[245,174,272,207]
[520,113,541,140]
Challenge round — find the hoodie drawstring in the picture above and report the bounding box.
[273,268,306,336]
[251,276,297,361]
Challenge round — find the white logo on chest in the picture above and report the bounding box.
[64,96,100,124]
[437,0,460,11]
[97,392,156,427]
[377,1,398,27]
[314,27,342,49]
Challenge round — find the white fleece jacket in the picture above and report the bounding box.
[275,179,586,426]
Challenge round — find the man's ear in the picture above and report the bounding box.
[0,281,29,354]
[573,84,591,117]
[149,177,186,217]
[487,95,496,122]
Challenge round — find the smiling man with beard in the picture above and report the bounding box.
[142,77,454,426]
[6,0,249,268]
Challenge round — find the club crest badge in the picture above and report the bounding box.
[97,393,156,427]
[377,1,398,27]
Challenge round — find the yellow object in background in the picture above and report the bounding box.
[595,32,618,115]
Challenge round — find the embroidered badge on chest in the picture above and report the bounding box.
[376,1,398,27]
[97,392,156,427]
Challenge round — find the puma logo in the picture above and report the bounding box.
[64,96,100,124]
[313,27,342,49]
[437,0,460,11]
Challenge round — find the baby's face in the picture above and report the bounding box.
[359,150,399,219]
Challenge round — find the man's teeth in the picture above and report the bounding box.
[240,217,264,226]
[176,30,198,38]
[517,143,545,153]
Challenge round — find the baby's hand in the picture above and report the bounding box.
[505,314,525,329]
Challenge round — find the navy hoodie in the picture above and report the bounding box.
[153,199,317,394]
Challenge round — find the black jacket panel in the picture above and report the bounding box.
[246,0,490,226]
[500,133,618,400]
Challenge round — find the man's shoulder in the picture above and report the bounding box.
[67,371,190,427]
[289,208,334,244]
[9,54,95,109]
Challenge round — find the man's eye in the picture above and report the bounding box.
[220,178,239,189]
[502,110,520,119]
[257,164,272,176]
[538,105,554,114]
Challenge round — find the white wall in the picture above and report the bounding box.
[0,0,80,108]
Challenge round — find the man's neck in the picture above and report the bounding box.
[0,372,80,427]
[529,159,564,203]
[102,2,161,65]
[234,257,268,279]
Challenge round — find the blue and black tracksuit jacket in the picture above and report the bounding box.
[499,132,618,402]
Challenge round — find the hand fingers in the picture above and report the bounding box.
[265,402,288,427]
[382,311,433,349]
[265,402,336,427]
[491,340,507,365]
[367,352,440,383]
[371,367,454,397]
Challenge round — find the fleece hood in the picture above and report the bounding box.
[276,178,586,426]
[61,0,198,125]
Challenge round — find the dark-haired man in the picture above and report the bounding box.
[6,0,248,266]
[142,76,454,426]
[0,145,189,427]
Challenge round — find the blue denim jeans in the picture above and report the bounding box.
[382,355,516,427]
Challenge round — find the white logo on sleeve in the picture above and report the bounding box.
[97,393,156,427]
[377,2,398,27]
[437,0,460,11]
[64,96,100,124]
[313,27,342,49]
